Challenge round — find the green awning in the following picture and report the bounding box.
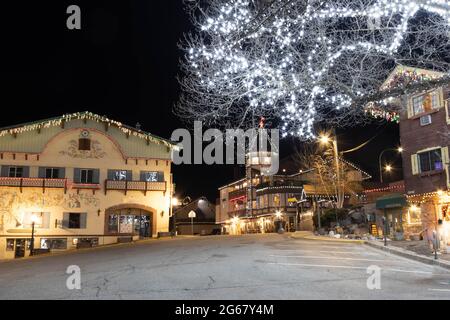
[376,193,407,209]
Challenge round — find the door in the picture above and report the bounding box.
[15,239,25,258]
[139,214,151,238]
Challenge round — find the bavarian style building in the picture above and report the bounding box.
[0,111,178,259]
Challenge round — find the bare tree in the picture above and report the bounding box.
[176,0,450,138]
[293,142,364,208]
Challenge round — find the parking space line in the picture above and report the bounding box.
[270,249,379,255]
[269,255,394,262]
[267,262,449,275]
[428,288,450,292]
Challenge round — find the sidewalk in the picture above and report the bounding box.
[290,231,365,244]
[365,240,450,270]
[383,239,450,262]
[291,231,450,270]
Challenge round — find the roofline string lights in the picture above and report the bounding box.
[0,111,177,149]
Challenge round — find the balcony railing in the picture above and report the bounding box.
[105,180,167,195]
[0,177,68,193]
[229,188,247,200]
[256,185,304,195]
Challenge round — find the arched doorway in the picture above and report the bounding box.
[105,204,157,238]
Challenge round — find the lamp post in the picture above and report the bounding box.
[171,196,192,236]
[275,210,284,233]
[318,131,342,221]
[379,147,403,183]
[317,199,326,230]
[29,213,39,256]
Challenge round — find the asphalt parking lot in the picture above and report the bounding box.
[1,233,450,299]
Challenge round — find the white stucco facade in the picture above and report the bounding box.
[0,112,176,259]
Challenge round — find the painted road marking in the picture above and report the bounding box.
[267,262,449,275]
[428,288,450,292]
[269,255,395,262]
[270,249,379,255]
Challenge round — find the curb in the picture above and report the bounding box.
[289,232,450,269]
[364,241,450,270]
[0,236,196,264]
[290,232,365,244]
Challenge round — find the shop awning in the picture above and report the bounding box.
[375,193,407,209]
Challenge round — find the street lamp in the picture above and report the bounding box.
[275,210,284,233]
[379,147,403,183]
[318,131,341,225]
[171,196,192,235]
[316,199,327,230]
[30,213,39,256]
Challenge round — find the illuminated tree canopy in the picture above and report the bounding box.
[176,0,450,138]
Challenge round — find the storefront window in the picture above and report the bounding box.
[273,194,280,206]
[407,207,421,225]
[40,238,67,250]
[108,214,118,233]
[78,238,99,247]
[119,215,134,233]
[134,216,141,233]
[6,239,14,251]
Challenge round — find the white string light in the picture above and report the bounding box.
[183,0,450,138]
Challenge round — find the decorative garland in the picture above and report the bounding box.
[365,67,445,124]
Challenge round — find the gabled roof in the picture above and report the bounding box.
[381,65,447,91]
[0,111,179,149]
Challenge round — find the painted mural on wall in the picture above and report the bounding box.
[59,139,106,159]
[0,189,64,231]
[0,188,99,231]
[67,193,100,208]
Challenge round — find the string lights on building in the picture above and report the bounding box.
[0,111,177,149]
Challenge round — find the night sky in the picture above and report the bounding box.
[0,1,402,202]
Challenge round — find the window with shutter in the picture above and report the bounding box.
[67,213,84,229]
[418,148,443,173]
[410,89,442,117]
[74,168,81,183]
[40,167,61,179]
[80,213,87,229]
[62,213,70,228]
[0,166,9,177]
[442,147,450,188]
[442,147,449,166]
[8,166,24,177]
[77,169,99,183]
[411,154,419,175]
[140,171,164,182]
[108,170,128,181]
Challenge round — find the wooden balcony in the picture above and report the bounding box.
[105,180,167,195]
[255,185,303,195]
[0,177,68,193]
[229,188,246,200]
